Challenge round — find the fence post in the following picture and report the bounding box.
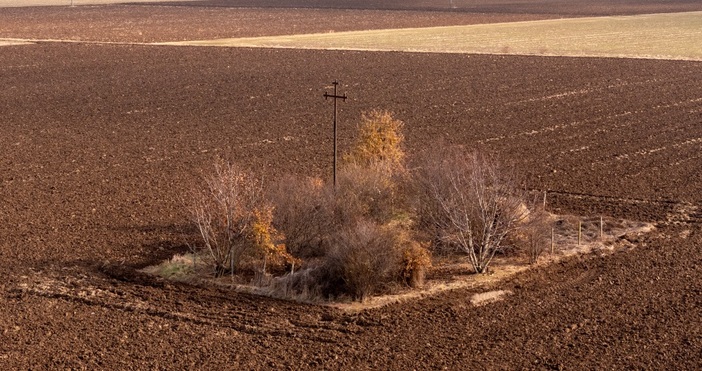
[543,191,547,209]
[551,227,555,254]
[578,221,582,245]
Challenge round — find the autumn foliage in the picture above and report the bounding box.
[344,109,405,171]
[190,161,295,277]
[189,110,540,300]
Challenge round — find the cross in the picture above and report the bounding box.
[323,81,347,189]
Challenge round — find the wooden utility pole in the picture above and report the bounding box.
[323,81,347,189]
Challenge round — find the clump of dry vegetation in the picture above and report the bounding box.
[268,175,333,259]
[189,162,264,277]
[183,110,548,301]
[326,221,405,299]
[512,205,552,264]
[189,161,295,277]
[265,110,427,300]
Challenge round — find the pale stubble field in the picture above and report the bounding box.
[168,11,702,61]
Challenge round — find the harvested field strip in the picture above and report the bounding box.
[163,11,702,61]
[0,0,193,6]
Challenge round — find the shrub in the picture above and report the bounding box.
[344,109,406,172]
[259,221,431,301]
[256,266,331,303]
[270,164,407,257]
[414,147,528,274]
[189,162,263,276]
[511,205,551,264]
[325,220,406,300]
[251,205,300,274]
[190,161,295,277]
[268,175,334,259]
[334,162,401,226]
[334,110,409,226]
[401,239,432,288]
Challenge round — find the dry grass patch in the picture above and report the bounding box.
[141,254,198,281]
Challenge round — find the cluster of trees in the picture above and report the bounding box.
[190,110,549,301]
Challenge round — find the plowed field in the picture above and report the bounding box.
[0,5,558,43]
[1,2,702,369]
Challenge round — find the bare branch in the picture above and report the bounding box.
[414,147,528,274]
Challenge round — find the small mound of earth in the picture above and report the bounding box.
[471,290,512,306]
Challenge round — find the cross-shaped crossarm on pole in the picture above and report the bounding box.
[323,81,348,189]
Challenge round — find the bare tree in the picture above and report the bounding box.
[415,149,528,274]
[190,161,265,277]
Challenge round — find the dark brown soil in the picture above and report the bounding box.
[3,0,702,43]
[1,2,702,369]
[168,0,702,15]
